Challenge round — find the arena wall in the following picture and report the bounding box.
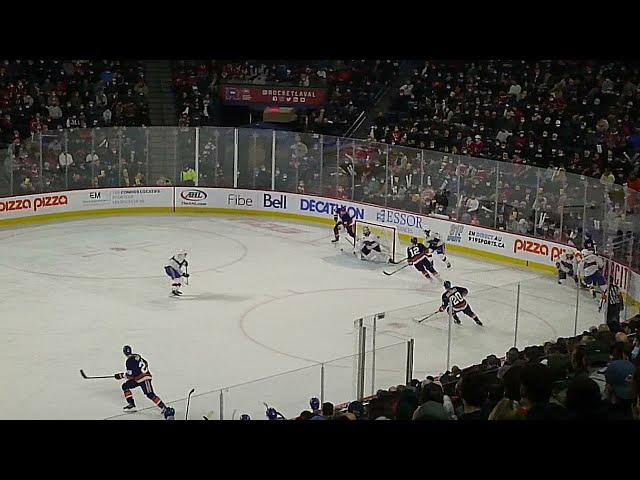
[1,186,638,310]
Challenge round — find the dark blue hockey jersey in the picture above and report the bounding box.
[125,354,152,383]
[407,242,430,264]
[441,286,469,312]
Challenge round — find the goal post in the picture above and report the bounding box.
[354,220,397,264]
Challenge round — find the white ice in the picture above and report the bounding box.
[0,214,620,420]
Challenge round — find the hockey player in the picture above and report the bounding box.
[407,237,440,281]
[439,281,482,325]
[424,229,451,268]
[356,226,384,261]
[164,249,190,296]
[115,345,174,419]
[332,206,355,243]
[555,250,578,285]
[580,249,607,302]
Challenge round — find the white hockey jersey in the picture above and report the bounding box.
[425,231,444,249]
[167,251,188,272]
[359,233,381,251]
[556,252,577,273]
[580,251,603,277]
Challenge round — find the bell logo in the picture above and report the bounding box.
[181,189,207,201]
[263,193,287,209]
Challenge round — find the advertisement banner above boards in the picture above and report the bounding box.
[0,187,174,224]
[220,85,327,109]
[174,187,574,269]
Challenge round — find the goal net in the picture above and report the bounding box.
[354,220,397,263]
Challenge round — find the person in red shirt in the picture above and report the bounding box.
[624,174,640,213]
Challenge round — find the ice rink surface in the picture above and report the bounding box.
[0,214,611,419]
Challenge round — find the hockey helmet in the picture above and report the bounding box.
[240,414,251,421]
[310,397,320,411]
[123,345,133,356]
[443,281,452,289]
[410,237,418,245]
[363,226,371,236]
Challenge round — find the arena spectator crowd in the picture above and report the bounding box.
[171,60,399,135]
[1,60,150,193]
[260,315,640,421]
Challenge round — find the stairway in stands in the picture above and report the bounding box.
[144,60,178,183]
[348,60,419,139]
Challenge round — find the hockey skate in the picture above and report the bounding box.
[171,290,183,296]
[446,262,451,269]
[474,318,483,326]
[331,237,339,243]
[453,316,461,325]
[123,403,137,411]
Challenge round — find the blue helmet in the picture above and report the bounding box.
[310,397,320,411]
[266,407,279,420]
[240,414,251,421]
[123,345,132,356]
[411,237,418,245]
[443,281,452,289]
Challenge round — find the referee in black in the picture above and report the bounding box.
[605,278,624,333]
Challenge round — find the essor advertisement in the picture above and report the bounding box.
[220,85,327,108]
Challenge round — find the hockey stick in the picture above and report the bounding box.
[184,264,189,286]
[232,409,237,420]
[383,263,410,276]
[390,256,408,265]
[80,369,113,380]
[416,311,440,323]
[185,388,195,420]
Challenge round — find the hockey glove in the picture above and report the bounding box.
[114,373,125,380]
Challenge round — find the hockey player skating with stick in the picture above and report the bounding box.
[407,237,440,281]
[164,249,190,296]
[115,345,175,419]
[439,281,482,326]
[424,229,451,269]
[332,206,355,245]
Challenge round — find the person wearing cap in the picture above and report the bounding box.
[604,360,636,420]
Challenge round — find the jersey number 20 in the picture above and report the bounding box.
[451,292,464,306]
[138,359,149,373]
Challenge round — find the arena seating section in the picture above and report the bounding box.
[171,60,400,135]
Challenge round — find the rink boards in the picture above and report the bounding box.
[1,186,638,309]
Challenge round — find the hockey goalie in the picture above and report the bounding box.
[355,226,388,262]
